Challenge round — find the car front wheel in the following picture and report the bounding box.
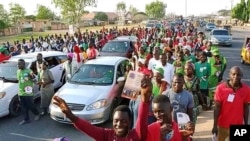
[9,95,22,116]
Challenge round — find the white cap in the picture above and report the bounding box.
[183,45,192,52]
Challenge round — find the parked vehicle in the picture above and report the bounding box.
[100,39,134,58]
[49,56,129,124]
[241,36,250,64]
[0,51,67,118]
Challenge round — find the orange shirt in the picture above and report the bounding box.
[214,82,250,128]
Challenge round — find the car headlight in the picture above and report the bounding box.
[86,99,108,111]
[211,37,217,41]
[0,92,6,99]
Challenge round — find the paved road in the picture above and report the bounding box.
[0,29,249,141]
[193,28,250,141]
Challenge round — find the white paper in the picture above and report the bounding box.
[177,112,190,125]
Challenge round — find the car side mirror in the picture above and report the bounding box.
[117,76,125,82]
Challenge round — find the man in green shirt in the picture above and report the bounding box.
[9,59,40,125]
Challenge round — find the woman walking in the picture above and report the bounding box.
[38,61,55,115]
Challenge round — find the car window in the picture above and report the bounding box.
[56,55,67,64]
[207,23,215,26]
[30,61,38,75]
[212,30,229,35]
[102,41,128,53]
[44,57,60,69]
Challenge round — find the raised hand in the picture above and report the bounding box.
[53,96,71,116]
[140,75,152,102]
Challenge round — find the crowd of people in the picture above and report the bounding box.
[1,19,250,141]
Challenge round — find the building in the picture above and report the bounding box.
[81,12,118,25]
[20,19,68,32]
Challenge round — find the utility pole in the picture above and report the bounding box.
[185,0,187,17]
[230,0,233,24]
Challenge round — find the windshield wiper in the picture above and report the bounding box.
[81,81,96,85]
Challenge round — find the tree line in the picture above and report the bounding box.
[0,3,59,31]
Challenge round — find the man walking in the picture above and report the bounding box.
[5,59,41,125]
[212,66,250,141]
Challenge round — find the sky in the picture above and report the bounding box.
[0,0,241,16]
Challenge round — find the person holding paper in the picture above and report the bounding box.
[212,66,250,141]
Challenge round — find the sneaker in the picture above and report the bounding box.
[19,120,30,125]
[34,115,40,121]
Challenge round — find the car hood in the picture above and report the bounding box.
[212,35,231,40]
[56,83,113,105]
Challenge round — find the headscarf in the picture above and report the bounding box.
[73,46,81,63]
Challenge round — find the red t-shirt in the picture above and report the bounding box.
[138,66,152,76]
[73,102,149,141]
[147,121,182,141]
[214,82,250,128]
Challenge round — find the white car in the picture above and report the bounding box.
[49,56,129,124]
[0,51,67,118]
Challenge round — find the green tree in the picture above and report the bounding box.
[145,0,166,19]
[36,5,55,20]
[25,15,36,21]
[94,12,108,21]
[231,0,249,22]
[129,5,138,18]
[9,3,26,25]
[52,0,97,26]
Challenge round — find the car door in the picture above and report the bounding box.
[115,60,128,98]
[44,56,61,88]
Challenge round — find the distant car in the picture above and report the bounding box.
[115,36,138,43]
[205,23,216,31]
[145,23,155,29]
[100,39,134,58]
[49,56,129,124]
[209,29,232,46]
[0,51,67,118]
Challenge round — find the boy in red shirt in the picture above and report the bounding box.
[147,95,194,141]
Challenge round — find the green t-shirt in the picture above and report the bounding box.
[185,55,196,64]
[17,69,34,96]
[194,61,211,89]
[152,83,160,96]
[173,60,185,75]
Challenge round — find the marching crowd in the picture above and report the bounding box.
[1,19,250,141]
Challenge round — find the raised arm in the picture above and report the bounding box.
[53,96,107,141]
[135,76,152,141]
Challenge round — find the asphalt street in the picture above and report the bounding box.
[0,28,249,141]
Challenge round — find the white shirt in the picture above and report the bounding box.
[147,58,162,73]
[160,63,175,87]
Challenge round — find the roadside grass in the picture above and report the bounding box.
[0,24,143,44]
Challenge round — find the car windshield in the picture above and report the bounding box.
[208,23,215,26]
[69,64,114,85]
[101,41,128,53]
[213,30,229,35]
